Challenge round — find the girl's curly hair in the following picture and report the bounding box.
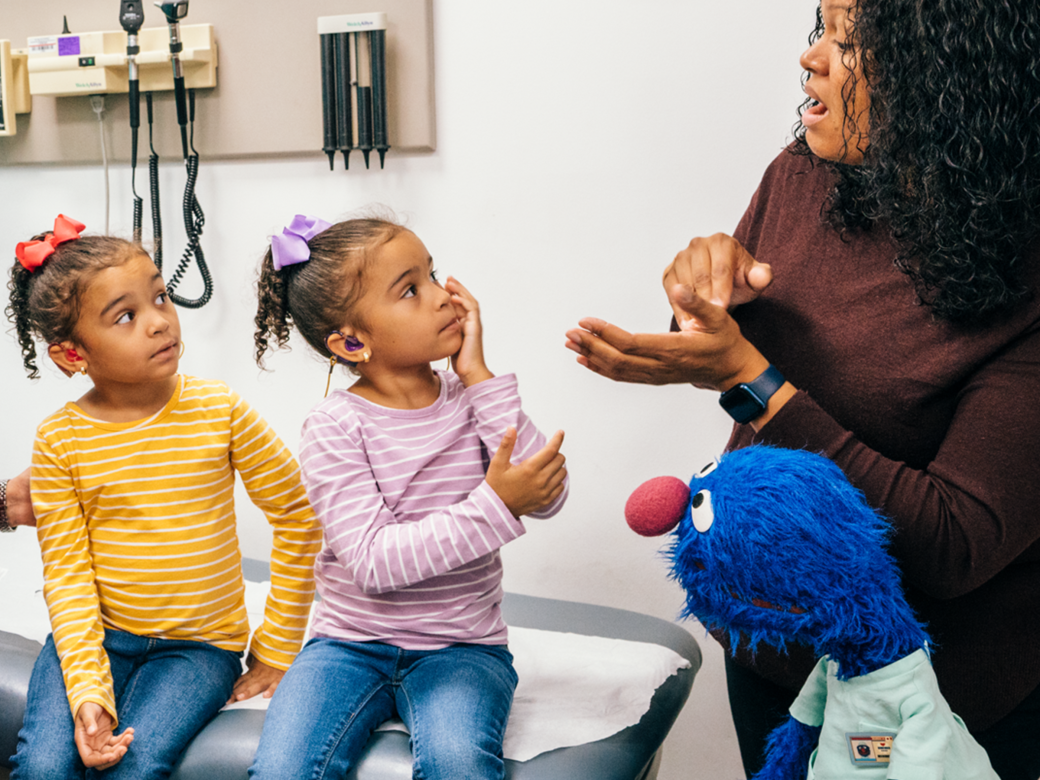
[6,235,142,378]
[793,0,1040,324]
[254,217,405,369]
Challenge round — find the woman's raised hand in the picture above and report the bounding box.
[565,233,774,390]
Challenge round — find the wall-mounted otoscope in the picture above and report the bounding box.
[155,0,190,158]
[120,0,145,242]
[132,0,212,309]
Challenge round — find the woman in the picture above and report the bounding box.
[566,1,1040,778]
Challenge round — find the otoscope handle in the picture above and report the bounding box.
[174,75,188,126]
[173,75,189,157]
[129,80,140,129]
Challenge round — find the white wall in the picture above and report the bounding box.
[0,2,817,777]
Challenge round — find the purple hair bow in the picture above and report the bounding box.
[271,214,333,271]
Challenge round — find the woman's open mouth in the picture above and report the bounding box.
[802,98,829,128]
[802,98,827,127]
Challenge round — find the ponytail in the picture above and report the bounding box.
[253,216,404,369]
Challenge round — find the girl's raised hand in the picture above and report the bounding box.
[486,428,567,517]
[445,276,493,387]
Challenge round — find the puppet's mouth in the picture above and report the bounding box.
[693,560,808,615]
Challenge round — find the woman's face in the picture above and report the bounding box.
[799,0,870,164]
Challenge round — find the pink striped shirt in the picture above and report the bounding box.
[298,372,567,649]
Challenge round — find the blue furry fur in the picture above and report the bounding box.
[752,716,822,780]
[667,446,930,679]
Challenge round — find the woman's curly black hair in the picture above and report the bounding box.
[793,0,1040,324]
[254,217,404,369]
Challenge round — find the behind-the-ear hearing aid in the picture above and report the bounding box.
[325,331,371,364]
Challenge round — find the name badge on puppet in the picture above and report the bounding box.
[846,733,895,765]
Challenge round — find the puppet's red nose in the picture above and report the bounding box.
[625,476,690,537]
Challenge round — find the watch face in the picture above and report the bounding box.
[719,386,766,425]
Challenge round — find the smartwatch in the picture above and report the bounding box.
[719,365,785,425]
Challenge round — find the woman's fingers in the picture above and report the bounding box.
[663,234,772,310]
[566,324,684,384]
[668,283,727,332]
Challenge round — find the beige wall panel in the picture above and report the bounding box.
[0,0,435,165]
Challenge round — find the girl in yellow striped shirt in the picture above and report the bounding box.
[5,216,322,780]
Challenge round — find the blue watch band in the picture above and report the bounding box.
[718,365,786,424]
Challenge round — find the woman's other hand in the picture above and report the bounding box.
[565,290,766,391]
[663,233,772,315]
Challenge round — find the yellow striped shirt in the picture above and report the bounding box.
[31,375,322,723]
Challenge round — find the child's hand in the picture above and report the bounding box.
[227,654,285,704]
[74,702,134,770]
[445,276,493,387]
[486,428,567,517]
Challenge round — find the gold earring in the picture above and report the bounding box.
[79,366,87,376]
[179,342,185,358]
[324,355,337,398]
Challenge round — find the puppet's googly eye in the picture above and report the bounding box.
[697,460,719,478]
[690,490,714,533]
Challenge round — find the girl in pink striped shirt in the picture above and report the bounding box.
[250,214,569,779]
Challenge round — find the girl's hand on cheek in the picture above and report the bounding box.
[445,276,493,386]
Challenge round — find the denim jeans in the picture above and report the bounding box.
[10,629,241,780]
[249,638,517,780]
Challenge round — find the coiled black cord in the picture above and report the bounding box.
[130,76,143,244]
[145,90,212,309]
[166,151,212,308]
[147,93,163,269]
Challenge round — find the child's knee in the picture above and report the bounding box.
[412,735,505,780]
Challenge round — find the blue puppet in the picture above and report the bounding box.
[626,446,998,780]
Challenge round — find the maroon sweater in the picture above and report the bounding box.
[722,148,1040,731]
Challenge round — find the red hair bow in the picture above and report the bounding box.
[15,214,86,272]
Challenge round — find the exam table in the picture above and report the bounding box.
[0,557,701,779]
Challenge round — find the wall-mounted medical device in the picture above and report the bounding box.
[318,12,390,170]
[0,40,31,136]
[24,22,215,98]
[0,0,433,167]
[142,0,214,309]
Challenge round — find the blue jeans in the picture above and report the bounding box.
[249,638,517,780]
[10,629,241,780]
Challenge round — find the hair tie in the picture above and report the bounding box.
[15,214,86,273]
[271,214,333,271]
